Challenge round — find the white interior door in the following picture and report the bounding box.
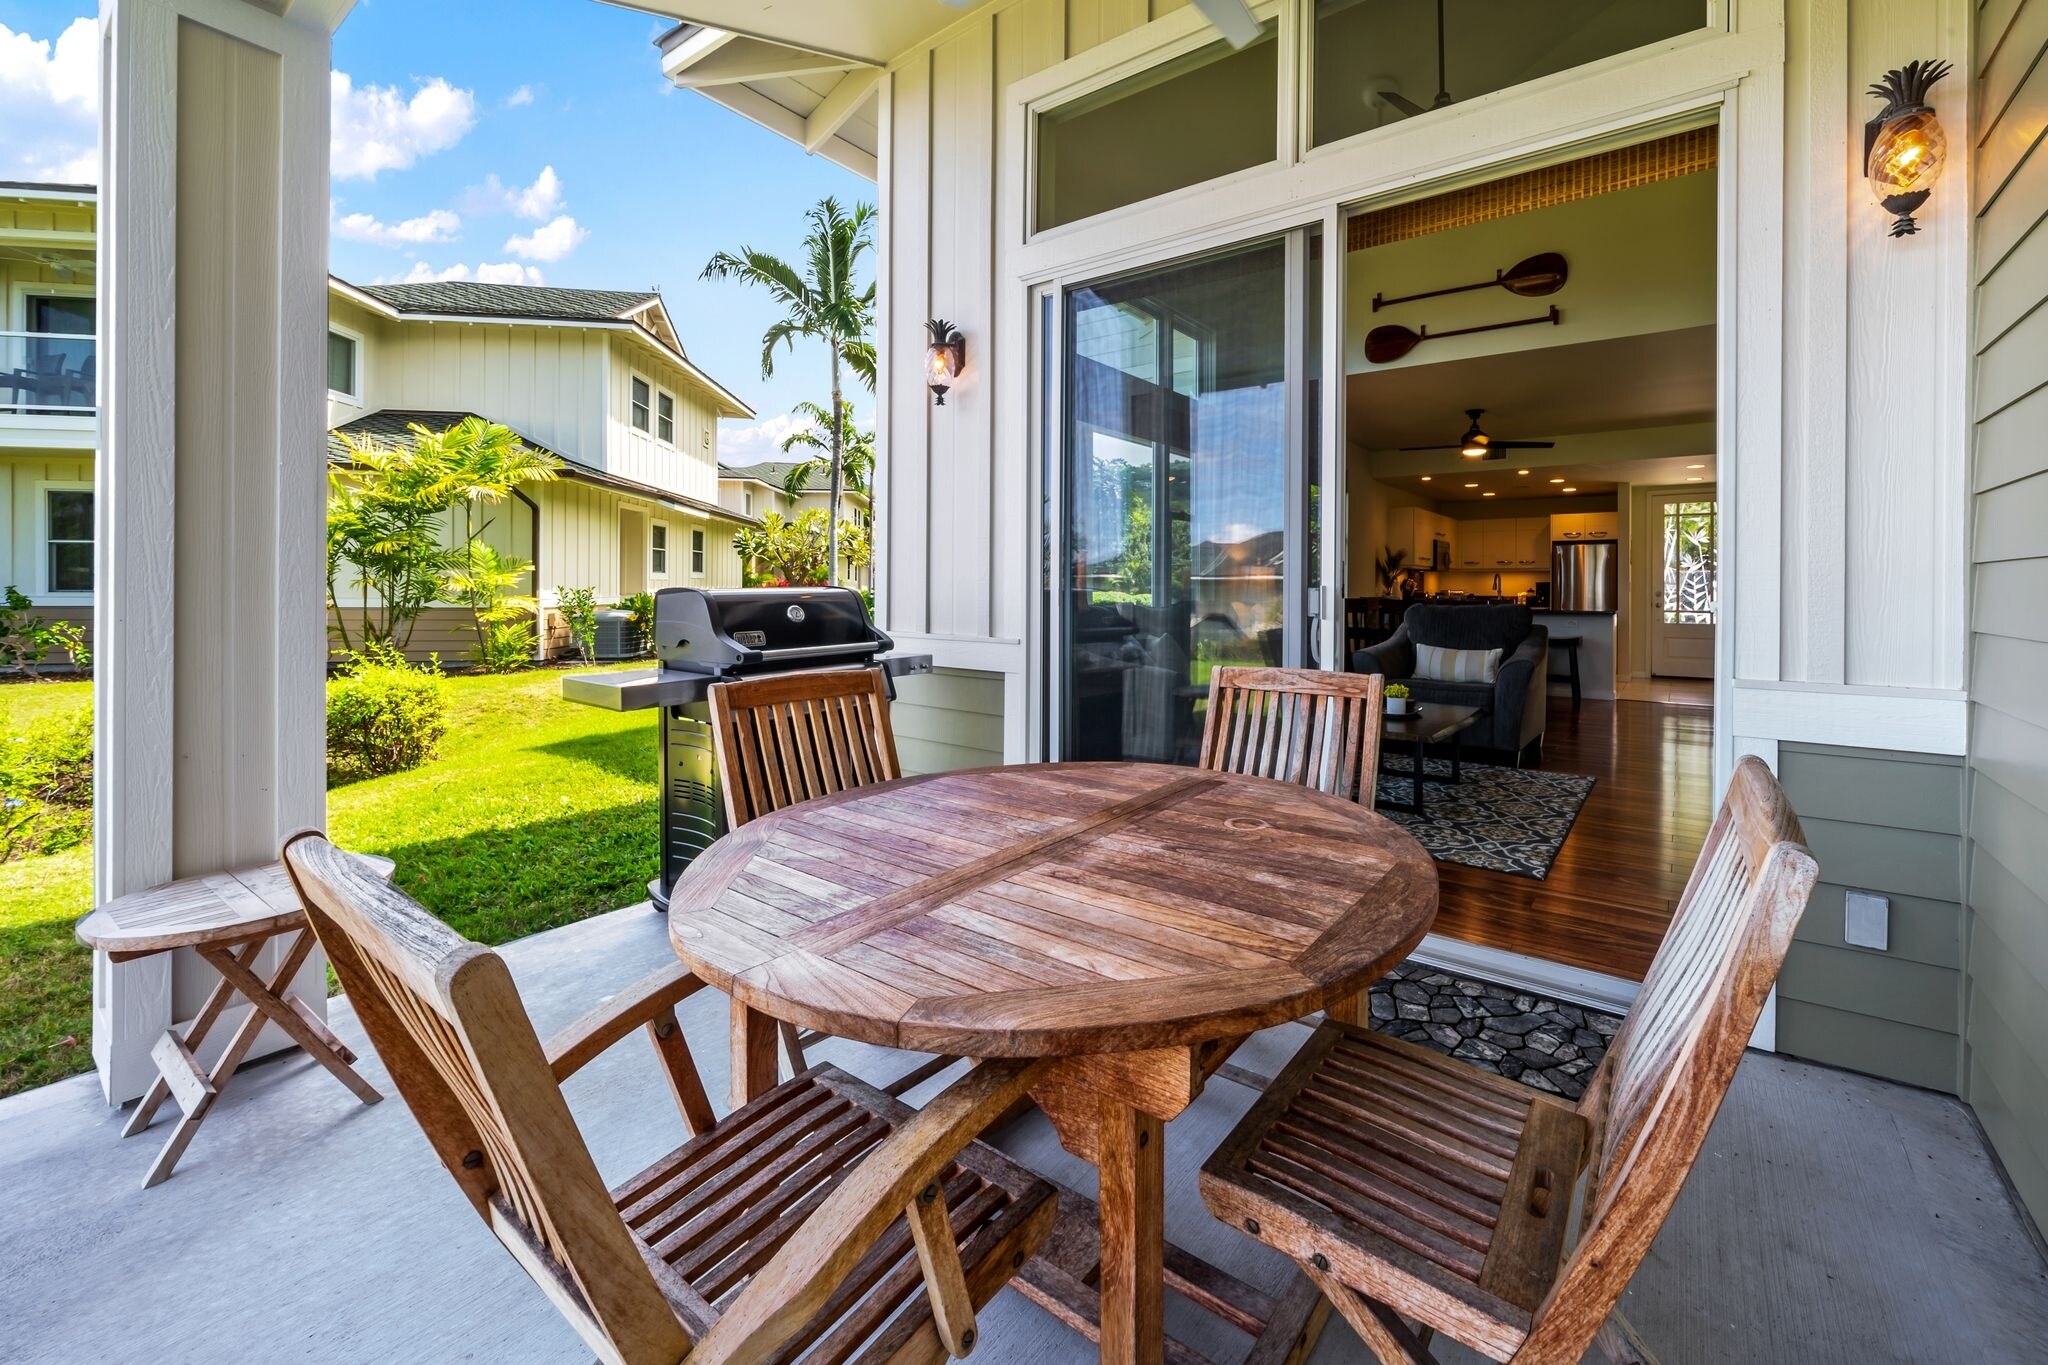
[1650,494,1716,678]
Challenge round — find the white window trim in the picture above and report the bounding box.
[690,527,707,578]
[629,372,653,433]
[36,479,95,601]
[326,320,364,405]
[655,388,677,446]
[650,520,670,578]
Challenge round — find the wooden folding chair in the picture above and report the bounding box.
[283,832,1055,1365]
[1199,755,1818,1365]
[1199,667,1386,809]
[709,667,941,1085]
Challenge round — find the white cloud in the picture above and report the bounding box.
[719,410,872,465]
[391,260,545,287]
[0,19,99,184]
[330,72,477,181]
[504,85,536,108]
[504,214,588,263]
[334,207,461,248]
[463,165,563,221]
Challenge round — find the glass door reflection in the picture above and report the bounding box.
[1061,240,1297,763]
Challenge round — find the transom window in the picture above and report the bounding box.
[47,488,93,592]
[1311,0,1710,148]
[691,528,706,576]
[657,391,676,444]
[650,522,669,575]
[630,376,651,432]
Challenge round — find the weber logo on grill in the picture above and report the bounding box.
[785,604,807,623]
[733,630,767,647]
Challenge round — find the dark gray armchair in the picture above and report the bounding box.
[1351,604,1549,765]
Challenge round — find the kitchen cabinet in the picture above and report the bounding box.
[1441,517,1552,570]
[1552,512,1619,543]
[1517,517,1551,568]
[1388,507,1456,566]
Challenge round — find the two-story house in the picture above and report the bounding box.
[717,458,871,586]
[0,180,97,651]
[326,277,757,658]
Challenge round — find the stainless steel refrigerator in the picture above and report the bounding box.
[1552,539,1618,611]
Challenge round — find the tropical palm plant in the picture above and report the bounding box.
[702,197,876,583]
[777,399,875,502]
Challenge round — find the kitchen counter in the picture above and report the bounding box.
[1533,610,1616,700]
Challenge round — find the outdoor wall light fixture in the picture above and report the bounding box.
[925,319,965,405]
[1865,59,1951,238]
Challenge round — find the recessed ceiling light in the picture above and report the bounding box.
[1549,478,1565,484]
[1686,476,1704,482]
[1516,469,1530,476]
[1562,487,1578,493]
[1482,491,1496,498]
[1686,463,1706,470]
[1420,475,1431,482]
[1464,482,1479,489]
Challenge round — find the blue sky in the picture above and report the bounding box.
[0,0,874,462]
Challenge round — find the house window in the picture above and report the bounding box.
[743,489,753,516]
[1035,22,1277,231]
[327,329,360,401]
[630,376,651,432]
[47,489,93,592]
[650,523,669,575]
[656,391,676,444]
[1310,0,1708,148]
[691,528,706,576]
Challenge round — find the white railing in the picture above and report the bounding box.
[0,331,97,416]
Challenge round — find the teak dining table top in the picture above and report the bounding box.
[666,761,1439,1059]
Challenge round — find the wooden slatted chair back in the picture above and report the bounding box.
[282,832,690,1365]
[709,668,903,828]
[1199,667,1386,806]
[1514,755,1817,1360]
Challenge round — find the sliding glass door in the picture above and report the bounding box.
[1056,233,1320,762]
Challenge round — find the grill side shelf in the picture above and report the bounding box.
[561,655,934,712]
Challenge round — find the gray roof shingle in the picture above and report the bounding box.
[350,281,659,323]
[720,460,869,496]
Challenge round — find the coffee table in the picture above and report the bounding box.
[1380,701,1486,817]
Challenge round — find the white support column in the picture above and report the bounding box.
[93,0,352,1104]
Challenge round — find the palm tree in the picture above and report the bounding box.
[702,198,876,582]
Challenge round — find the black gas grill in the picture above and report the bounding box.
[562,586,931,910]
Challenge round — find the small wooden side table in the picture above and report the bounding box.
[76,856,395,1187]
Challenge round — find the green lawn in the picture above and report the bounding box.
[0,663,662,1098]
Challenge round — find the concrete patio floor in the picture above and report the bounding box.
[4,905,2045,1364]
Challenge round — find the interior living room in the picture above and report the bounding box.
[1340,128,1719,989]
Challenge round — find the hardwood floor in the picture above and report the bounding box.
[1432,695,1714,981]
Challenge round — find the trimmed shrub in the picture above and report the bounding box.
[326,643,449,786]
[0,709,93,862]
[478,618,535,673]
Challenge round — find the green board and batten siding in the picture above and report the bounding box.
[1966,0,2048,1229]
[890,669,1006,775]
[1774,745,1966,1094]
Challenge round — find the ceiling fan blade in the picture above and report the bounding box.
[1397,442,1463,452]
[1377,90,1427,118]
[1191,0,1263,48]
[1492,440,1557,450]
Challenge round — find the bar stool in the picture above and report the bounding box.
[1551,634,1584,707]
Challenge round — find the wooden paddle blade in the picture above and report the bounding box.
[1500,252,1569,297]
[1364,325,1421,364]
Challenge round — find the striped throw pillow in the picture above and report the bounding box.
[1414,643,1502,684]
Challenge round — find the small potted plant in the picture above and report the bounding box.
[1385,682,1413,716]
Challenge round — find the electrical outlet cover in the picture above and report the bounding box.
[1844,889,1889,952]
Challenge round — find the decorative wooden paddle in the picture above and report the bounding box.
[1363,304,1561,365]
[1371,252,1568,312]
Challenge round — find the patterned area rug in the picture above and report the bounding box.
[1375,757,1595,879]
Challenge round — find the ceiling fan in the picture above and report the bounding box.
[1378,0,1456,118]
[1401,409,1555,461]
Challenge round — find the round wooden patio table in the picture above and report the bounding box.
[668,761,1438,1364]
